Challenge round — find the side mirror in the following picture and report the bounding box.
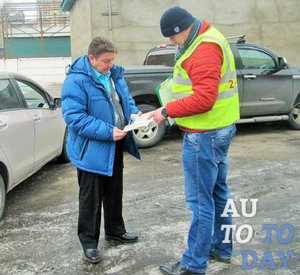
[278,57,288,69]
[65,64,70,75]
[54,97,61,108]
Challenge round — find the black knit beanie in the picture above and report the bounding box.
[160,6,195,37]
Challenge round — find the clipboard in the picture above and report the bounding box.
[155,76,175,126]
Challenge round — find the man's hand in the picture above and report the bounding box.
[148,107,166,124]
[113,127,127,141]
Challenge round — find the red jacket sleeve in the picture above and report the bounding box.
[166,42,223,118]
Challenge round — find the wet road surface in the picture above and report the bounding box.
[0,122,299,275]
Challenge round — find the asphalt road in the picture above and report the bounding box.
[0,122,299,275]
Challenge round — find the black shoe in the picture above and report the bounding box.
[209,252,231,263]
[83,248,101,264]
[105,232,138,243]
[159,261,205,275]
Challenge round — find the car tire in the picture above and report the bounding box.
[0,174,6,220]
[133,104,166,148]
[288,101,300,130]
[57,129,70,163]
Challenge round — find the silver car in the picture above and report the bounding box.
[0,72,69,220]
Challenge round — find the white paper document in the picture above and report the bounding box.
[123,111,154,132]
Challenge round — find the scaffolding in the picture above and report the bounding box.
[0,0,70,58]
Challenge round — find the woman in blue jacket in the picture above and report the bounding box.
[61,36,140,264]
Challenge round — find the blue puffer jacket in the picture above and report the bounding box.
[61,55,140,176]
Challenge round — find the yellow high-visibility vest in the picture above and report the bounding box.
[171,26,240,130]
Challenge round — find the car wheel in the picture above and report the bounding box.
[133,104,166,148]
[288,101,300,130]
[0,174,6,220]
[57,129,70,163]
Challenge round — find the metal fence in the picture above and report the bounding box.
[0,0,70,58]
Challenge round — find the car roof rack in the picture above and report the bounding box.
[226,35,246,44]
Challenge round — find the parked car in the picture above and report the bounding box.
[0,72,69,220]
[123,35,300,148]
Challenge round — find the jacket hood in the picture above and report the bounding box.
[67,55,124,83]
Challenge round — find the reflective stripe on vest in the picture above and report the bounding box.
[173,32,238,101]
[171,26,240,130]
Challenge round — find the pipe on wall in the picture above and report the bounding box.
[108,0,112,30]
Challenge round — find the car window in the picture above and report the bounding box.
[0,79,21,111]
[238,48,276,70]
[16,80,49,109]
[145,53,175,66]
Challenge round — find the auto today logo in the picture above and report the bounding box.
[221,199,294,270]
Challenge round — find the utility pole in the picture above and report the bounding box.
[38,1,44,57]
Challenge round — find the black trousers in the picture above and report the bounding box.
[77,141,125,249]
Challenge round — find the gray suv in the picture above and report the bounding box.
[126,36,300,148]
[144,36,300,130]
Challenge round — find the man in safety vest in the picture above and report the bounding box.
[150,6,240,275]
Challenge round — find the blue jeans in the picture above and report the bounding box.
[180,124,236,273]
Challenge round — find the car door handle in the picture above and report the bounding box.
[0,121,8,127]
[292,75,300,80]
[33,115,41,121]
[244,75,257,79]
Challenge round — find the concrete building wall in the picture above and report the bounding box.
[69,0,300,66]
[69,0,93,60]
